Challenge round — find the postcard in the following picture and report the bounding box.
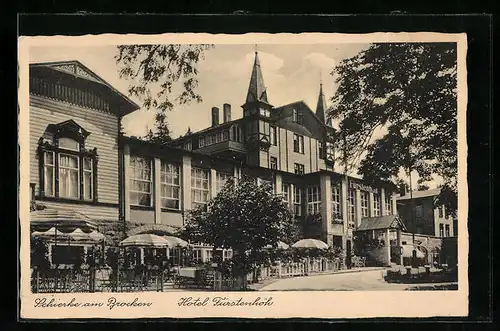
[19,31,468,319]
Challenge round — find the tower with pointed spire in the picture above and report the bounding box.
[315,78,327,124]
[241,50,274,158]
[242,50,273,118]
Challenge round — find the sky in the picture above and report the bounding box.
[29,43,441,189]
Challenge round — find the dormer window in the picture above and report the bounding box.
[260,108,270,117]
[37,120,98,202]
[292,108,303,125]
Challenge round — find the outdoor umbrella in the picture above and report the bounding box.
[163,236,189,248]
[68,228,92,241]
[265,241,290,250]
[31,227,69,240]
[30,208,98,232]
[119,234,169,247]
[292,238,329,249]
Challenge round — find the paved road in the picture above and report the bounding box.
[258,269,412,291]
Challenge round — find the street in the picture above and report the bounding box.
[257,269,412,291]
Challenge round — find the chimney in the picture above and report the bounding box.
[211,107,219,126]
[223,103,232,123]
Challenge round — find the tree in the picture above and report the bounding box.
[115,44,214,137]
[329,43,457,216]
[181,176,295,285]
[143,111,172,144]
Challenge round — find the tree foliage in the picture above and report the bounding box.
[143,111,172,144]
[329,43,457,215]
[115,44,214,138]
[181,175,296,275]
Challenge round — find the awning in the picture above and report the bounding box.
[401,245,425,258]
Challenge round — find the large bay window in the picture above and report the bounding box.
[384,194,393,215]
[331,182,342,219]
[130,156,153,207]
[293,186,302,216]
[191,167,210,210]
[373,193,381,216]
[215,171,231,195]
[307,185,321,215]
[360,191,369,217]
[282,183,291,208]
[37,120,97,202]
[160,161,181,210]
[348,188,356,225]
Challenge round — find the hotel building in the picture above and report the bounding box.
[29,53,399,262]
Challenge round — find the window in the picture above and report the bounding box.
[438,205,444,218]
[292,108,303,124]
[293,134,304,153]
[205,249,213,262]
[445,224,450,237]
[160,162,181,209]
[293,186,302,216]
[206,135,214,145]
[191,167,210,210]
[326,142,334,160]
[331,182,341,218]
[415,204,424,218]
[83,157,93,200]
[222,130,229,141]
[59,154,80,199]
[44,151,55,196]
[319,142,325,159]
[38,121,98,202]
[348,188,356,223]
[384,194,393,215]
[294,163,305,175]
[215,171,231,194]
[270,126,277,145]
[439,223,444,237]
[199,136,205,148]
[360,191,369,217]
[307,185,321,215]
[373,193,381,216]
[223,250,233,261]
[282,183,291,208]
[130,156,152,207]
[184,141,192,151]
[231,125,242,142]
[260,108,270,117]
[59,137,79,151]
[216,132,223,143]
[270,157,278,170]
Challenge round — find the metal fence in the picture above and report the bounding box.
[31,258,343,293]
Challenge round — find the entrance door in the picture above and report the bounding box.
[346,240,352,269]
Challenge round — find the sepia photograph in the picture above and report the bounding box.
[18,32,468,319]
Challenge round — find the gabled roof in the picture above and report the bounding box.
[272,100,333,139]
[245,52,269,105]
[30,60,140,116]
[396,188,441,201]
[356,214,408,232]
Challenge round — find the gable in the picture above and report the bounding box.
[272,101,329,140]
[32,61,109,86]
